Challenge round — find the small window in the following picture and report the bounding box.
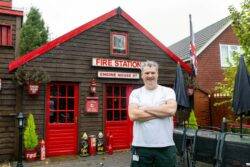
[111,32,128,56]
[0,25,12,46]
[220,44,242,68]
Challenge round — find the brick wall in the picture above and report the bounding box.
[196,25,239,92]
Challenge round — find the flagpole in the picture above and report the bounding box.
[189,14,196,124]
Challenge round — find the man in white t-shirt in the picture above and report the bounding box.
[129,60,177,167]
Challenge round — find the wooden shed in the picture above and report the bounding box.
[7,7,191,157]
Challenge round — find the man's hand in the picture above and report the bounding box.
[141,99,177,118]
[128,103,156,121]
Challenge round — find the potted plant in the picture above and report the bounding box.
[23,113,38,160]
[12,66,49,95]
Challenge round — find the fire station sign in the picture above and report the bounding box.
[98,71,140,79]
[92,58,141,69]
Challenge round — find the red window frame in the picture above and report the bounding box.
[110,31,128,56]
[48,83,77,124]
[105,84,129,122]
[0,24,12,46]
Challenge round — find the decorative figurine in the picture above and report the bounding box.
[96,132,105,154]
[80,132,89,157]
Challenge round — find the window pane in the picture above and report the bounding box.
[59,112,66,123]
[50,112,57,123]
[59,98,66,110]
[50,98,57,110]
[220,45,229,67]
[68,86,74,97]
[106,86,112,96]
[121,98,126,109]
[114,86,120,96]
[107,98,113,109]
[121,110,127,120]
[114,98,119,108]
[68,98,74,110]
[50,85,57,96]
[67,112,74,123]
[59,85,66,96]
[107,110,113,121]
[121,86,126,97]
[114,110,120,121]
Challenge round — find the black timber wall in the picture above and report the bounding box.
[0,13,22,161]
[16,15,178,153]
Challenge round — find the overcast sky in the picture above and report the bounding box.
[12,0,241,46]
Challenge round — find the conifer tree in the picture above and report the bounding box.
[24,113,38,149]
[20,7,49,55]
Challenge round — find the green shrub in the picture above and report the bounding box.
[24,113,38,149]
[187,110,198,129]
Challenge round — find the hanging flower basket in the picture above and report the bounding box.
[187,86,194,96]
[12,66,49,96]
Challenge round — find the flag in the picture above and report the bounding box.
[189,14,197,76]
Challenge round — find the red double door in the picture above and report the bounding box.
[104,84,134,150]
[45,83,134,156]
[46,83,79,156]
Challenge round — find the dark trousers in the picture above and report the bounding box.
[130,146,176,167]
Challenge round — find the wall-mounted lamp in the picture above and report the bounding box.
[89,79,97,96]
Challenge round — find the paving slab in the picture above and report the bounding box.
[1,150,213,167]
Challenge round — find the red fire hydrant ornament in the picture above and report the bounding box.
[40,139,46,160]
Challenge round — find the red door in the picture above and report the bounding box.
[46,83,79,156]
[104,84,133,150]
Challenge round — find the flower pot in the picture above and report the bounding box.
[26,84,40,96]
[25,149,37,161]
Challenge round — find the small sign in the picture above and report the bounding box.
[86,97,99,113]
[92,58,141,69]
[98,71,140,79]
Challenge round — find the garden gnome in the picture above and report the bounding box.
[96,132,105,154]
[80,132,89,157]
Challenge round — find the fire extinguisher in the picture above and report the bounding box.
[88,135,96,156]
[40,139,46,160]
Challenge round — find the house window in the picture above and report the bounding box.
[111,32,128,56]
[220,44,242,67]
[0,25,12,46]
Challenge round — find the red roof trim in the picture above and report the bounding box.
[9,9,117,72]
[0,8,23,16]
[120,11,191,74]
[9,7,191,74]
[0,1,12,8]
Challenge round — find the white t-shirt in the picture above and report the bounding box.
[129,85,176,147]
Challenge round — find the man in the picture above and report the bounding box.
[129,60,177,167]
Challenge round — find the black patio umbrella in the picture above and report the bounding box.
[232,55,250,136]
[173,64,190,125]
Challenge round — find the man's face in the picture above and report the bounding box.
[141,66,158,90]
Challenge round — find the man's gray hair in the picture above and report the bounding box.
[141,60,159,72]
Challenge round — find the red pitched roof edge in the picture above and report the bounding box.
[8,7,191,74]
[0,8,23,16]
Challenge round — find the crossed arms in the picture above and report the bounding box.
[128,99,177,121]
